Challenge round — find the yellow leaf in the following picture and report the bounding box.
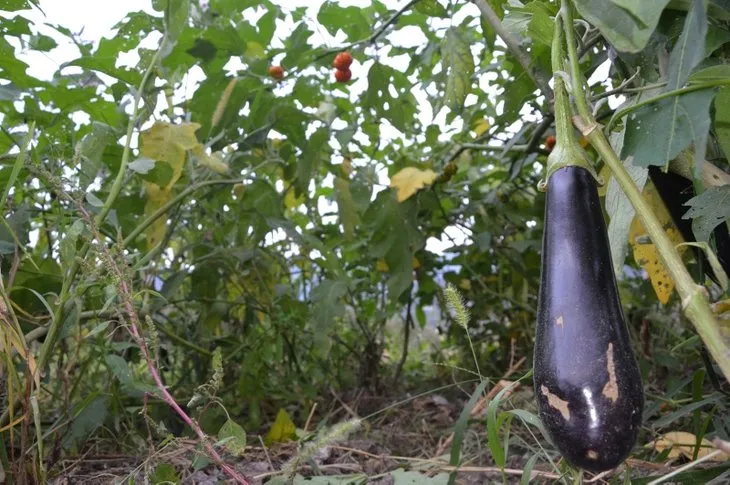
[412,256,420,269]
[376,259,389,272]
[143,183,170,249]
[284,189,304,209]
[211,77,238,128]
[264,408,297,445]
[390,167,437,202]
[459,279,471,290]
[193,145,229,174]
[647,431,728,462]
[628,181,686,304]
[140,121,201,191]
[473,118,490,137]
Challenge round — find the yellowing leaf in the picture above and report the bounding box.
[193,146,229,174]
[376,259,389,272]
[140,121,201,191]
[264,408,297,445]
[459,279,471,290]
[390,167,437,202]
[140,122,202,249]
[647,431,728,462]
[629,181,686,304]
[211,77,238,128]
[334,177,359,239]
[473,118,490,137]
[412,256,420,269]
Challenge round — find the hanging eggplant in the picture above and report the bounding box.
[533,14,644,473]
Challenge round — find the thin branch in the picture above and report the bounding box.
[472,0,553,100]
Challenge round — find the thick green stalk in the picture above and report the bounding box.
[562,0,730,382]
[539,12,598,189]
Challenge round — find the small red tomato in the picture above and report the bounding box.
[268,65,284,80]
[334,68,352,83]
[545,135,556,152]
[333,51,353,70]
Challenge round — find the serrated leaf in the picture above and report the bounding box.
[218,419,247,456]
[629,181,687,304]
[620,89,715,168]
[296,128,329,193]
[389,167,437,202]
[309,279,348,353]
[666,0,707,91]
[683,185,730,242]
[442,27,474,113]
[573,0,671,53]
[150,463,180,484]
[105,355,133,385]
[264,408,297,445]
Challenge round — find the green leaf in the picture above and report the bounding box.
[621,89,715,167]
[442,27,474,113]
[667,0,707,91]
[317,3,370,41]
[218,419,247,456]
[309,278,348,353]
[159,0,190,59]
[573,0,671,53]
[296,128,329,193]
[704,25,730,57]
[334,177,360,239]
[63,395,108,449]
[264,408,297,445]
[713,86,730,160]
[526,4,554,47]
[29,34,57,51]
[415,0,448,18]
[60,219,85,267]
[447,379,489,485]
[78,122,116,189]
[607,128,649,276]
[105,355,134,386]
[0,0,29,11]
[150,463,180,484]
[682,185,730,242]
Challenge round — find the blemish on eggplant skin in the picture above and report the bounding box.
[556,315,564,328]
[587,450,599,460]
[602,343,619,403]
[540,384,571,420]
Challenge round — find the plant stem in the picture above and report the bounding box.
[562,0,730,383]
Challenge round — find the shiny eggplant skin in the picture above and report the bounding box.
[534,166,644,473]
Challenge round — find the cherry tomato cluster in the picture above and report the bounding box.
[332,51,353,83]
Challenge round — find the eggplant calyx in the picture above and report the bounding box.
[538,143,603,191]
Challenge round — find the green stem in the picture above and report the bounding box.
[605,79,730,133]
[563,0,730,383]
[122,179,242,246]
[540,9,597,189]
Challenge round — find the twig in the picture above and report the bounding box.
[304,403,318,433]
[472,0,552,100]
[392,288,414,386]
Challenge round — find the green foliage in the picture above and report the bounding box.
[0,0,729,481]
